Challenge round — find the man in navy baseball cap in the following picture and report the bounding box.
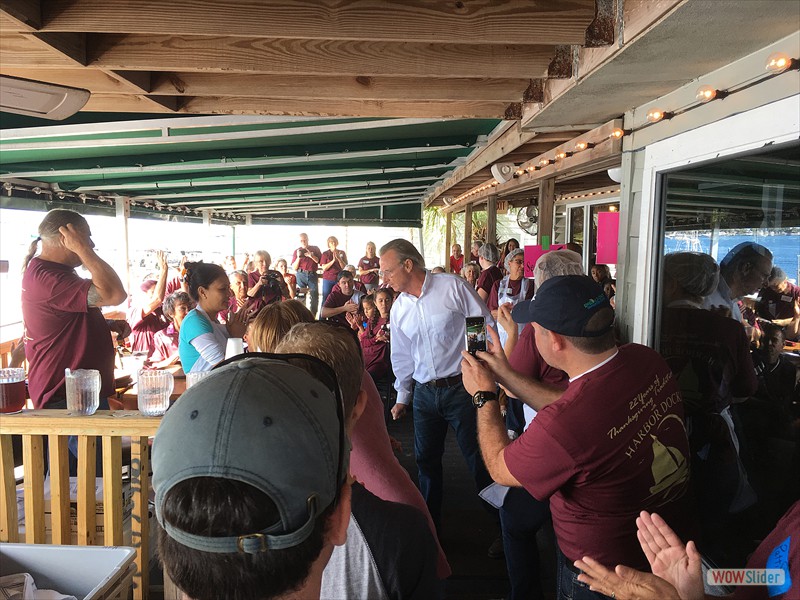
[510,274,614,338]
[462,275,692,599]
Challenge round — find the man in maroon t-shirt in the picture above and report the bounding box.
[462,276,692,600]
[291,232,322,315]
[320,270,363,327]
[22,209,127,410]
[757,267,800,327]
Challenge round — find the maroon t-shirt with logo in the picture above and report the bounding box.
[291,245,321,273]
[504,344,692,570]
[757,282,800,321]
[476,265,503,297]
[360,316,390,379]
[321,249,346,282]
[22,258,116,409]
[507,323,567,386]
[322,287,358,327]
[359,256,380,285]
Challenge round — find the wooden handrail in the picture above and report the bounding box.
[0,410,161,599]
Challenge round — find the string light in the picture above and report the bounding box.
[555,151,573,160]
[574,141,595,152]
[646,109,673,123]
[609,128,629,139]
[765,52,796,73]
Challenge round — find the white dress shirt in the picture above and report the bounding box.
[391,272,494,406]
[703,276,743,322]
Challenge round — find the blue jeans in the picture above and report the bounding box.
[321,278,336,307]
[501,488,550,600]
[295,271,319,315]
[556,547,611,600]
[412,380,494,530]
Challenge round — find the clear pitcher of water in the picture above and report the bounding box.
[65,369,100,416]
[137,370,174,416]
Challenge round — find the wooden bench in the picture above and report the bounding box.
[0,411,160,599]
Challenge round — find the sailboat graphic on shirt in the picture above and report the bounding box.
[646,427,690,505]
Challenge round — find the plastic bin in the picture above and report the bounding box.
[0,543,136,600]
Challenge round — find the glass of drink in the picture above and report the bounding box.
[0,368,27,413]
[137,369,174,417]
[65,369,101,416]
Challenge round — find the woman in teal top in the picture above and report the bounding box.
[179,261,248,372]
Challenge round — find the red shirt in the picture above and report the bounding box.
[507,323,567,386]
[757,282,800,321]
[734,500,799,600]
[323,287,358,327]
[291,245,321,272]
[150,323,179,364]
[321,249,346,281]
[247,270,282,312]
[127,302,168,358]
[360,317,390,378]
[359,256,380,285]
[450,254,464,274]
[21,258,116,408]
[476,265,503,297]
[504,344,692,569]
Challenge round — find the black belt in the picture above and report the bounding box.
[418,374,462,388]
[297,269,317,274]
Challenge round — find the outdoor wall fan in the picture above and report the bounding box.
[517,205,539,235]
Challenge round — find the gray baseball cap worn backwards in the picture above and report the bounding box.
[152,357,347,554]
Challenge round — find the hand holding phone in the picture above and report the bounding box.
[465,316,487,355]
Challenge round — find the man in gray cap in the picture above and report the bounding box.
[152,357,351,600]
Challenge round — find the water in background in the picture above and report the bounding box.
[664,232,800,282]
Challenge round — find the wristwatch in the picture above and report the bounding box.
[472,391,498,408]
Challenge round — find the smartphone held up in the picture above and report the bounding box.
[465,316,487,355]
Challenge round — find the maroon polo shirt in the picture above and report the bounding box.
[22,257,115,409]
[291,245,321,272]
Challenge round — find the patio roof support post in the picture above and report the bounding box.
[464,204,473,258]
[115,197,131,296]
[486,195,497,246]
[444,212,452,272]
[538,178,555,245]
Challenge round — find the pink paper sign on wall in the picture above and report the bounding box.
[596,212,620,265]
[523,244,566,278]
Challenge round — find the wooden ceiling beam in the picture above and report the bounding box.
[84,35,554,79]
[150,72,530,102]
[178,96,509,119]
[39,0,595,46]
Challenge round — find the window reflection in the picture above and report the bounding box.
[655,143,799,568]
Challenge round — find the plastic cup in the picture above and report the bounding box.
[65,369,101,416]
[225,338,244,360]
[137,370,174,417]
[185,370,212,389]
[0,368,27,414]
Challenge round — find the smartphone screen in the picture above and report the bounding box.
[465,316,487,355]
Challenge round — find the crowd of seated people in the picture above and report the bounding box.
[15,210,799,600]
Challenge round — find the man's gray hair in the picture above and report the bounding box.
[380,238,425,269]
[478,243,500,263]
[534,250,584,291]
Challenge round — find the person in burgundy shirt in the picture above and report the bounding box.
[21,209,127,411]
[357,241,381,292]
[449,243,464,274]
[757,267,800,337]
[127,250,169,358]
[469,239,483,264]
[463,276,692,600]
[274,258,296,299]
[320,270,363,327]
[476,243,503,303]
[320,236,348,304]
[291,232,322,315]
[149,290,193,369]
[246,250,288,316]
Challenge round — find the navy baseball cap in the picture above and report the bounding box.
[511,275,613,337]
[152,357,347,554]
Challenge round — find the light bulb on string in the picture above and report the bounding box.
[646,109,672,123]
[765,52,795,73]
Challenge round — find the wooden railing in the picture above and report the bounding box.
[0,410,160,599]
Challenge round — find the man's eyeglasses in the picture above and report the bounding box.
[378,258,409,278]
[213,351,347,506]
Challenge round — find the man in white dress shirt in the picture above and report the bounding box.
[379,238,496,537]
[703,241,772,323]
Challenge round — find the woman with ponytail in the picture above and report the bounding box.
[178,261,249,372]
[21,209,127,410]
